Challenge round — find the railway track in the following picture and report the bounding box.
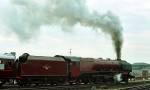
[0,80,150,90]
[110,80,150,90]
[120,84,150,90]
[0,84,96,90]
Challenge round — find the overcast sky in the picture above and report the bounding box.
[0,0,150,64]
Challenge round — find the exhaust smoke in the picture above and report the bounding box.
[1,0,123,59]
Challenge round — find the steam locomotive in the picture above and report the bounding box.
[0,52,133,86]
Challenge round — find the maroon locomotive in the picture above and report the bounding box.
[0,53,133,86]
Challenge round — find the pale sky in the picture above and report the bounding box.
[0,0,150,64]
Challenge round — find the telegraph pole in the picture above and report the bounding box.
[69,49,72,56]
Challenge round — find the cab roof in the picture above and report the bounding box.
[0,53,16,60]
[64,56,81,62]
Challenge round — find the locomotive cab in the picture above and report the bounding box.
[63,56,80,78]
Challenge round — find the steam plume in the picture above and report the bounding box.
[1,0,123,59]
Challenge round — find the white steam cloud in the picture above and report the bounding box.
[0,0,123,59]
